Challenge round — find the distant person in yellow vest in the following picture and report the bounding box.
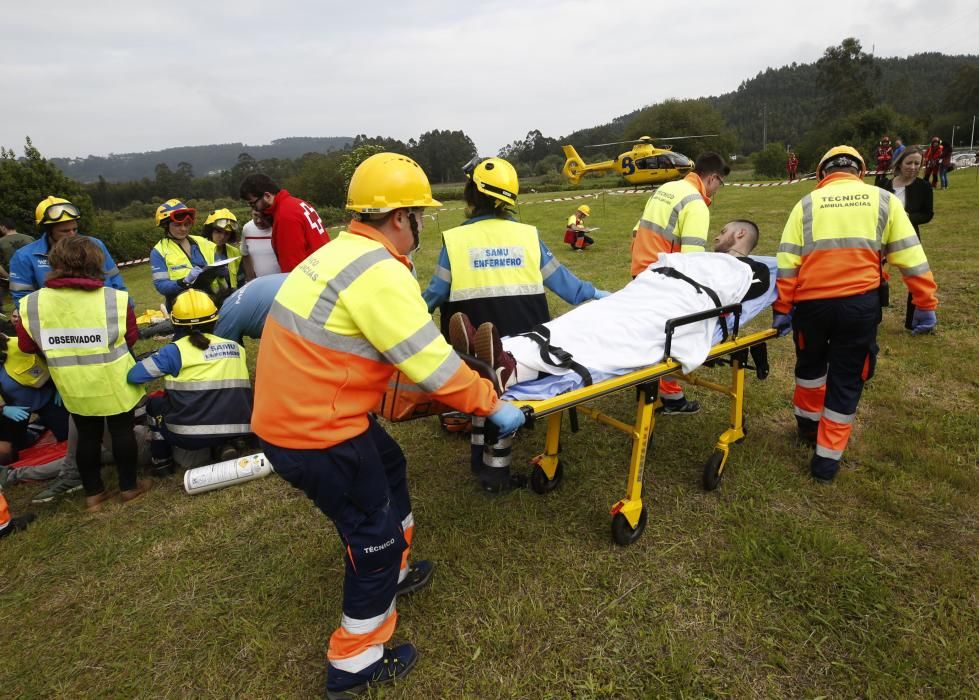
[631,151,730,415]
[0,335,68,466]
[422,156,608,491]
[16,237,147,511]
[203,208,245,301]
[253,153,524,698]
[564,204,595,250]
[127,290,253,477]
[150,199,218,309]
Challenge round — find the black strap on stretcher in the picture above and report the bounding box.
[517,324,594,387]
[650,266,730,342]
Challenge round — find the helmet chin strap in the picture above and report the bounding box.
[408,211,421,254]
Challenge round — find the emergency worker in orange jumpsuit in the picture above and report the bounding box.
[774,146,938,482]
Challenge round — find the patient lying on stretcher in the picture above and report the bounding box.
[450,229,771,394]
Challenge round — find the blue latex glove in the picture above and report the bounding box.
[772,311,793,338]
[183,267,204,285]
[593,289,612,300]
[488,401,526,437]
[911,308,937,335]
[2,405,30,422]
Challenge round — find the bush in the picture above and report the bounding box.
[751,143,789,178]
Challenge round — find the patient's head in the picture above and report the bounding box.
[713,220,759,256]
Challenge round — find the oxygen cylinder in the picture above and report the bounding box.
[183,452,273,495]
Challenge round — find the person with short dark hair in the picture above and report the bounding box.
[630,151,730,414]
[239,173,329,272]
[239,209,280,280]
[15,237,146,511]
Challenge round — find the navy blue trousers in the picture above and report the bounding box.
[262,418,411,626]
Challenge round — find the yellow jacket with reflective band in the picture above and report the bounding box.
[775,173,938,313]
[19,287,143,416]
[153,235,216,283]
[253,220,499,450]
[155,334,252,438]
[443,218,544,302]
[631,173,709,276]
[4,336,49,388]
[224,243,242,290]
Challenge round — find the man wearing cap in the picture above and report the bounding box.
[773,145,938,483]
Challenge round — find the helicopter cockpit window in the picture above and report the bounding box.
[667,153,692,167]
[635,157,665,170]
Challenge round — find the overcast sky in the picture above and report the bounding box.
[3,0,976,160]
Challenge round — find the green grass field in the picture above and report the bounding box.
[2,171,978,698]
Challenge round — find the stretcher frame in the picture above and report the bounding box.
[505,306,776,546]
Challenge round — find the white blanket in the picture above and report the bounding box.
[503,253,754,378]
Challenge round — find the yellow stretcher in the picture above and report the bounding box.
[501,305,777,546]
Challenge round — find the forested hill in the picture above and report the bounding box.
[711,52,979,153]
[559,52,979,153]
[52,136,353,183]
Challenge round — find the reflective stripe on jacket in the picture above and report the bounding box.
[253,220,498,450]
[775,172,938,313]
[162,334,252,438]
[20,286,143,416]
[631,173,709,276]
[152,235,216,282]
[438,217,549,336]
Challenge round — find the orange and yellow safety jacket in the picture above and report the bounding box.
[630,172,710,276]
[775,173,938,313]
[252,220,499,450]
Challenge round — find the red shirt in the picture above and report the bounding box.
[265,189,330,272]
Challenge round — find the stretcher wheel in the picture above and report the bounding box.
[702,449,728,491]
[611,508,647,546]
[530,460,563,494]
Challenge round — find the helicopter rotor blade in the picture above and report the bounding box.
[583,140,637,149]
[649,134,718,142]
[582,134,718,149]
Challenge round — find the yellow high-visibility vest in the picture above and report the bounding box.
[443,218,544,302]
[19,287,143,416]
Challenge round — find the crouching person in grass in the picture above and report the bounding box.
[15,237,148,512]
[127,289,254,476]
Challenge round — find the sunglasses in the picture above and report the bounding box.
[170,210,196,224]
[41,202,82,223]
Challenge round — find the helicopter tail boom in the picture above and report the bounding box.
[561,145,615,185]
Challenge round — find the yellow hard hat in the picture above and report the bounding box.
[816,145,866,179]
[346,152,443,214]
[155,198,197,228]
[466,157,519,206]
[35,196,82,229]
[170,290,218,326]
[577,204,591,216]
[204,208,239,232]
